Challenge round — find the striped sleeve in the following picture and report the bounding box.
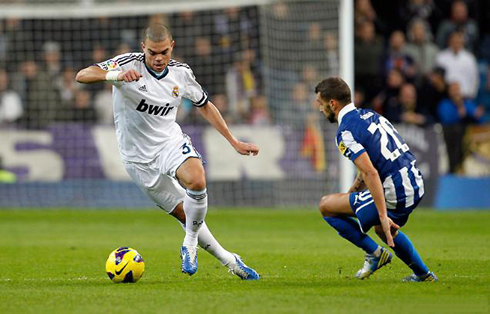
[182,66,209,107]
[337,130,366,161]
[94,53,143,86]
[95,53,143,71]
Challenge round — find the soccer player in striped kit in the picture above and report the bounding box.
[76,24,259,280]
[315,77,437,282]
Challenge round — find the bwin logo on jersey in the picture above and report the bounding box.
[136,99,174,116]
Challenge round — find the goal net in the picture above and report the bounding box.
[0,0,344,208]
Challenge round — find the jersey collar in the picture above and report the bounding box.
[144,61,169,80]
[337,102,356,125]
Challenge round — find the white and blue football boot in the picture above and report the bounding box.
[181,246,198,276]
[228,254,260,280]
[356,247,392,279]
[402,271,438,282]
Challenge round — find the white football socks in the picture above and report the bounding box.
[197,222,235,266]
[182,188,208,247]
[178,221,235,266]
[178,187,235,266]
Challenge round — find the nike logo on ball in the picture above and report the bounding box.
[115,262,129,275]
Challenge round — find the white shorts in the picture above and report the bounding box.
[123,134,201,213]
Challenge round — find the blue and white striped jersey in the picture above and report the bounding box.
[336,103,424,210]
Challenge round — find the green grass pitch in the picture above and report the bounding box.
[0,208,489,313]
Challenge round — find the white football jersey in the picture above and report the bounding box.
[96,53,208,163]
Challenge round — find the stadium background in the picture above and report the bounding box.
[0,0,488,209]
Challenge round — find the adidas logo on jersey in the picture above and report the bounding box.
[138,85,147,92]
[136,99,174,116]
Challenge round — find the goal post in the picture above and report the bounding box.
[339,0,356,192]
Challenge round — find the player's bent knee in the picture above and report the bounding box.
[186,178,206,191]
[319,195,335,217]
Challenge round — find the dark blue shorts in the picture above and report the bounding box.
[349,190,419,233]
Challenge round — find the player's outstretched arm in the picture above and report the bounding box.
[76,66,142,84]
[354,152,399,247]
[197,101,259,156]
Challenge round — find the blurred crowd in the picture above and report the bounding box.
[355,0,490,173]
[0,0,489,174]
[0,7,271,129]
[0,2,338,130]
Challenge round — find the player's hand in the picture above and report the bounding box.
[233,141,259,156]
[380,217,399,248]
[118,70,143,82]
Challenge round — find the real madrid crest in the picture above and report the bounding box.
[172,86,179,98]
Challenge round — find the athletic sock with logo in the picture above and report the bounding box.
[392,231,429,276]
[182,188,208,248]
[198,222,235,265]
[324,216,379,254]
[176,221,235,266]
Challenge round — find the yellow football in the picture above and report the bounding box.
[105,247,145,283]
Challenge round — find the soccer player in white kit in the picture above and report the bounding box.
[76,24,259,280]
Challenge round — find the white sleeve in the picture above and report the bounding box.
[95,53,137,86]
[182,67,209,107]
[95,55,124,71]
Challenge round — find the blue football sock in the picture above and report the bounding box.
[324,216,378,254]
[392,231,429,276]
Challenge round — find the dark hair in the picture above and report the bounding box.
[143,23,173,42]
[432,66,446,77]
[315,77,351,105]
